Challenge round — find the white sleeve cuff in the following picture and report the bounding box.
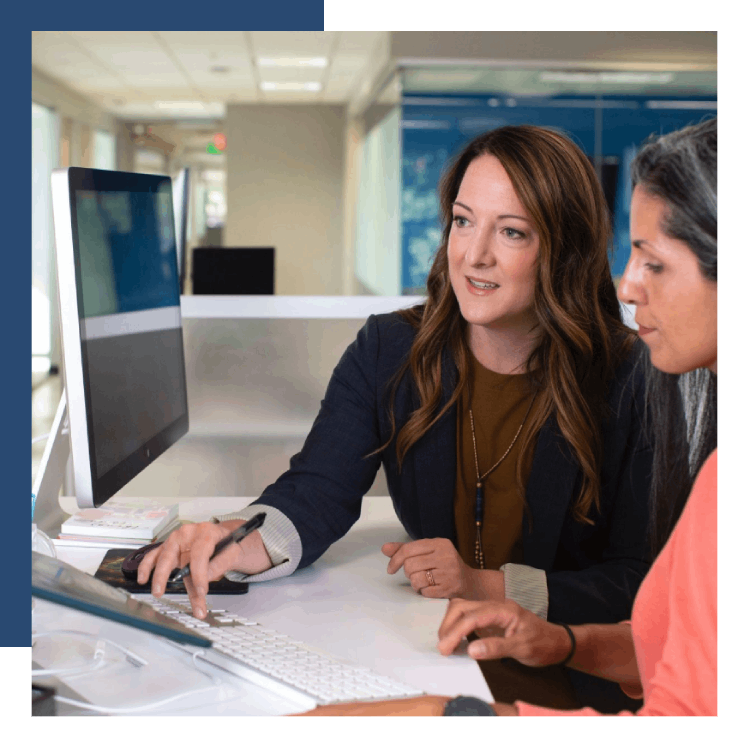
[211,504,303,584]
[500,562,549,620]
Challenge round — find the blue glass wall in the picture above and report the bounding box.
[400,94,717,293]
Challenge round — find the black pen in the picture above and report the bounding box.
[169,512,266,583]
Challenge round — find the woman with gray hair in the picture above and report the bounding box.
[302,118,718,717]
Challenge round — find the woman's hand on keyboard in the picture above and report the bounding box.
[436,598,571,667]
[138,520,272,619]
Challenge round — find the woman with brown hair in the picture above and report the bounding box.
[302,118,717,717]
[141,124,654,712]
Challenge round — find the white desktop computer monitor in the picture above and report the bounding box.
[37,167,189,518]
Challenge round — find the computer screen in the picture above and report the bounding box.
[50,167,189,509]
[172,167,190,293]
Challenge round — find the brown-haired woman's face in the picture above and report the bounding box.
[448,154,539,335]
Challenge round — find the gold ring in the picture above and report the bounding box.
[426,569,435,586]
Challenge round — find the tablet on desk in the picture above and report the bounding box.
[32,551,211,648]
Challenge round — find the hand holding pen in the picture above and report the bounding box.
[169,512,267,583]
[139,512,273,619]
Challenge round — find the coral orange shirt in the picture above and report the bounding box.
[517,450,717,716]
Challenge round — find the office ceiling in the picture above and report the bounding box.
[32,31,717,127]
[31,31,386,119]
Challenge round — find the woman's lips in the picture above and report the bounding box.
[465,276,499,295]
[637,325,656,337]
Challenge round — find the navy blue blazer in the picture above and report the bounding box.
[254,312,653,709]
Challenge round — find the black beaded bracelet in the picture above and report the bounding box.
[557,622,576,667]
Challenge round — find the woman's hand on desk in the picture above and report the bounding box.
[382,538,505,601]
[138,520,272,619]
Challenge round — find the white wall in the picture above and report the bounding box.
[32,103,57,363]
[32,67,122,371]
[224,104,346,295]
[32,66,116,132]
[354,106,401,295]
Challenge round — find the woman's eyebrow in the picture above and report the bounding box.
[452,201,530,222]
[632,239,660,252]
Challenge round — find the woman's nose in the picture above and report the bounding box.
[465,229,494,267]
[617,258,644,306]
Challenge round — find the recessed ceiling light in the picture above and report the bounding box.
[156,101,206,110]
[260,82,322,92]
[257,57,327,68]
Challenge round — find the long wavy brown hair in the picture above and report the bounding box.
[385,124,636,524]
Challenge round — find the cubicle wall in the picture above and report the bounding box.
[112,295,635,503]
[112,300,416,501]
[115,317,390,499]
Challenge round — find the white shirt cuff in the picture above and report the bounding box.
[500,562,549,620]
[211,504,302,583]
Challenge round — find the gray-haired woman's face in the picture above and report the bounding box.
[618,185,717,375]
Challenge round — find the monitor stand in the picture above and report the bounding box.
[33,392,71,537]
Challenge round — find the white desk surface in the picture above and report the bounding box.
[39,496,492,715]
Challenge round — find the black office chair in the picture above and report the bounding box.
[191,247,275,295]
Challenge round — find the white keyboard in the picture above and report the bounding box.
[138,595,423,707]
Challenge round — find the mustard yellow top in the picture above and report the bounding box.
[454,353,541,570]
[454,354,580,709]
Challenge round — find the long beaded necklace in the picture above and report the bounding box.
[468,390,537,569]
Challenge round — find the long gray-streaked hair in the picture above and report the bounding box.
[630,117,717,558]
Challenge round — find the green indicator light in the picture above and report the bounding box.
[206,143,220,154]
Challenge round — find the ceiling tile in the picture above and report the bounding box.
[32,32,111,78]
[189,70,257,88]
[337,31,385,54]
[68,77,134,95]
[32,30,383,115]
[158,30,252,76]
[71,32,181,77]
[249,31,336,58]
[157,30,248,50]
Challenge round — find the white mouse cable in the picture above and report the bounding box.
[33,631,234,713]
[32,630,150,677]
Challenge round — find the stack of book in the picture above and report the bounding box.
[55,497,181,550]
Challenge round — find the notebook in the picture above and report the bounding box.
[59,498,179,542]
